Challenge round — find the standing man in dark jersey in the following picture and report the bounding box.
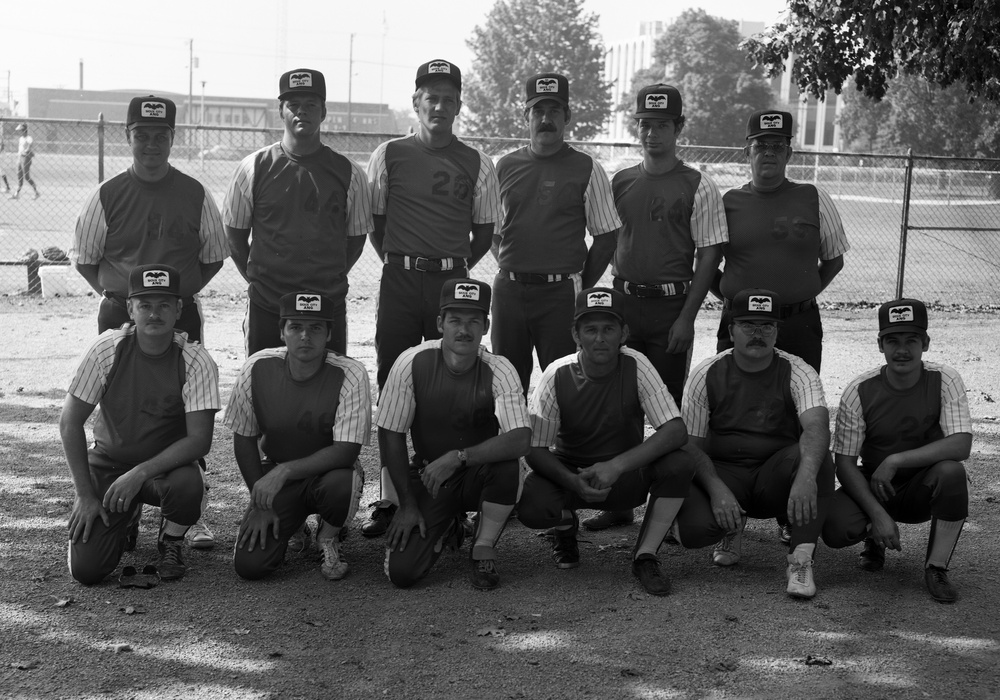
[224,68,373,356]
[61,265,220,585]
[492,72,620,396]
[225,292,371,582]
[363,59,501,536]
[823,299,972,603]
[590,85,728,533]
[517,288,695,597]
[714,110,849,374]
[376,278,529,589]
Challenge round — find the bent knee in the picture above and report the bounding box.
[933,460,967,484]
[70,561,114,586]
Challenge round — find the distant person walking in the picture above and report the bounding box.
[0,136,11,193]
[11,123,40,200]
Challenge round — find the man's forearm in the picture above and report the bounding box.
[678,244,723,322]
[463,427,530,466]
[525,446,578,491]
[609,419,687,474]
[379,428,416,506]
[276,443,363,481]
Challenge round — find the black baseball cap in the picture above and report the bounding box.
[279,291,335,321]
[440,278,490,314]
[633,84,683,119]
[730,288,782,322]
[127,96,176,130]
[128,264,181,298]
[878,298,928,337]
[279,69,326,100]
[574,287,625,322]
[415,59,462,90]
[747,110,793,140]
[525,73,569,109]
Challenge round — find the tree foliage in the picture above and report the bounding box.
[617,9,774,146]
[839,75,1000,158]
[464,0,610,140]
[744,0,1000,103]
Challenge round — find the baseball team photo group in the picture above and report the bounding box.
[3,55,999,700]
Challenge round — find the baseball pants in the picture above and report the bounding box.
[385,460,519,589]
[68,454,203,585]
[822,460,968,549]
[490,274,578,396]
[234,461,364,580]
[674,444,836,549]
[717,303,823,373]
[621,294,692,407]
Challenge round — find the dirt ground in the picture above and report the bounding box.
[1,294,998,700]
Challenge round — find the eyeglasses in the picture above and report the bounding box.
[749,141,788,154]
[735,321,777,336]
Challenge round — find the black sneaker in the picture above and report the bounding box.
[925,565,957,603]
[157,538,187,581]
[859,538,885,572]
[361,501,397,538]
[551,513,580,569]
[632,554,671,596]
[470,559,500,589]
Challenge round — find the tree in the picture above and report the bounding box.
[616,9,774,146]
[744,0,1000,103]
[464,0,610,140]
[839,75,1000,158]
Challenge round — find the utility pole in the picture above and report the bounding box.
[347,33,355,132]
[188,39,194,126]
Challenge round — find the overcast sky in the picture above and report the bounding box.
[1,0,788,115]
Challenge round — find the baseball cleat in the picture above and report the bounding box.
[858,538,885,571]
[469,558,500,590]
[786,552,816,599]
[632,554,671,596]
[924,565,957,603]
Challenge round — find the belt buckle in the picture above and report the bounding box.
[415,257,442,272]
[634,284,664,298]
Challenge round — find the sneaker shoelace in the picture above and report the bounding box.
[928,567,948,584]
[161,542,183,566]
[477,559,497,575]
[791,560,811,584]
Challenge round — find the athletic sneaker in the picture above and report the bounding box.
[632,554,671,596]
[470,558,500,590]
[778,522,792,545]
[361,501,397,537]
[551,514,580,569]
[858,538,886,571]
[786,551,816,599]
[582,509,634,531]
[157,538,187,581]
[185,520,215,550]
[712,521,745,567]
[924,565,957,603]
[319,539,349,580]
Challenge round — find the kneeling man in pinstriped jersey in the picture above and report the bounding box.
[224,292,371,581]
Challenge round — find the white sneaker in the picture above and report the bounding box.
[320,539,349,580]
[786,551,816,599]
[712,521,745,567]
[185,520,215,549]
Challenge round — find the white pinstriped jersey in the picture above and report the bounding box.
[68,326,220,413]
[495,144,621,275]
[833,361,971,463]
[367,134,501,259]
[682,348,826,441]
[71,168,227,298]
[375,339,528,437]
[223,347,371,448]
[530,347,681,451]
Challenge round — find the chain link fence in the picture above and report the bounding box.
[2,118,999,308]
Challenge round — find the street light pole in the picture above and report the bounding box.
[347,33,354,132]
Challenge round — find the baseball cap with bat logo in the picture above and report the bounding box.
[128,264,181,298]
[746,110,793,140]
[730,288,782,322]
[279,291,335,321]
[525,73,569,109]
[440,278,491,314]
[126,95,176,130]
[633,84,683,119]
[415,59,462,90]
[878,298,928,337]
[574,287,625,322]
[279,68,327,100]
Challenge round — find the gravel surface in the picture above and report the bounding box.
[1,296,998,700]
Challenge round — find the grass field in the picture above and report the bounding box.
[1,151,998,306]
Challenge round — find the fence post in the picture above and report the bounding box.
[97,112,105,183]
[895,148,914,299]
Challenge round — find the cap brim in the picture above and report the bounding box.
[278,90,325,101]
[128,120,174,129]
[128,290,180,298]
[633,111,680,120]
[526,96,567,109]
[878,324,925,337]
[731,313,781,322]
[746,131,789,140]
[440,302,488,311]
[574,309,624,322]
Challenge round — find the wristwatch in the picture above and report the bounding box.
[456,449,468,467]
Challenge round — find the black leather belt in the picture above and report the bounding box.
[384,253,465,272]
[723,296,818,317]
[613,277,690,298]
[502,269,570,283]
